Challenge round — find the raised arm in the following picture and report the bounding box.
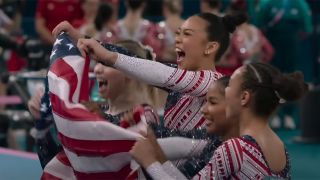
[76,38,223,97]
[113,53,222,96]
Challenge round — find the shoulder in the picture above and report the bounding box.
[215,138,245,163]
[221,138,245,152]
[208,70,224,80]
[207,138,245,175]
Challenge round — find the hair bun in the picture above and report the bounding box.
[222,13,248,33]
[273,71,307,102]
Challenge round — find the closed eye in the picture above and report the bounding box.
[207,96,219,105]
[209,100,217,105]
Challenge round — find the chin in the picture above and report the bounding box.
[206,127,216,135]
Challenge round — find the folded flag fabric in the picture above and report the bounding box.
[42,32,144,180]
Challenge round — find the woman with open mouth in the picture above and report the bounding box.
[88,39,162,125]
[55,12,247,132]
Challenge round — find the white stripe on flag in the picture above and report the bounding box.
[53,112,141,140]
[64,148,132,173]
[63,55,85,103]
[44,156,76,180]
[48,71,86,110]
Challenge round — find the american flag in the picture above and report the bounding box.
[42,32,144,179]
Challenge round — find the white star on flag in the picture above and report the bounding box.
[66,43,74,50]
[50,49,57,60]
[53,38,63,46]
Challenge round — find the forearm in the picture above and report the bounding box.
[112,53,221,96]
[178,138,221,178]
[37,28,54,44]
[151,123,209,139]
[36,20,54,44]
[113,53,176,87]
[162,161,189,180]
[146,161,187,180]
[157,137,208,161]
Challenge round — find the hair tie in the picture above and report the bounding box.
[274,91,286,104]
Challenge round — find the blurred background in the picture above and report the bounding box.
[0,0,320,179]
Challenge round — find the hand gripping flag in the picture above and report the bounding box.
[42,32,146,179]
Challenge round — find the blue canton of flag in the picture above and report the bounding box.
[50,32,82,64]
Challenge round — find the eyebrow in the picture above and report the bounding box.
[177,27,195,32]
[208,97,219,101]
[182,28,195,32]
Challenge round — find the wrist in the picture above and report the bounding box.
[102,51,118,66]
[142,157,158,168]
[158,155,167,164]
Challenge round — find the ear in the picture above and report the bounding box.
[205,42,219,55]
[240,90,251,107]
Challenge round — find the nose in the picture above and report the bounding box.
[201,102,208,115]
[175,34,181,45]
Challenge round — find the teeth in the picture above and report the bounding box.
[175,48,182,52]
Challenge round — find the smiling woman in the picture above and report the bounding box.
[60,12,247,132]
[129,63,300,179]
[202,76,237,139]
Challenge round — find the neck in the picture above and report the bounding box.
[125,9,143,21]
[238,111,269,137]
[222,123,239,141]
[198,58,215,71]
[107,98,134,115]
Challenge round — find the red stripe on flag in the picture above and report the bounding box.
[58,132,135,156]
[50,59,78,102]
[74,164,135,180]
[56,151,72,166]
[78,55,90,102]
[41,172,63,180]
[50,93,103,121]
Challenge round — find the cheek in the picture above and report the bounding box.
[213,107,227,126]
[206,106,226,133]
[184,37,205,50]
[111,77,126,89]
